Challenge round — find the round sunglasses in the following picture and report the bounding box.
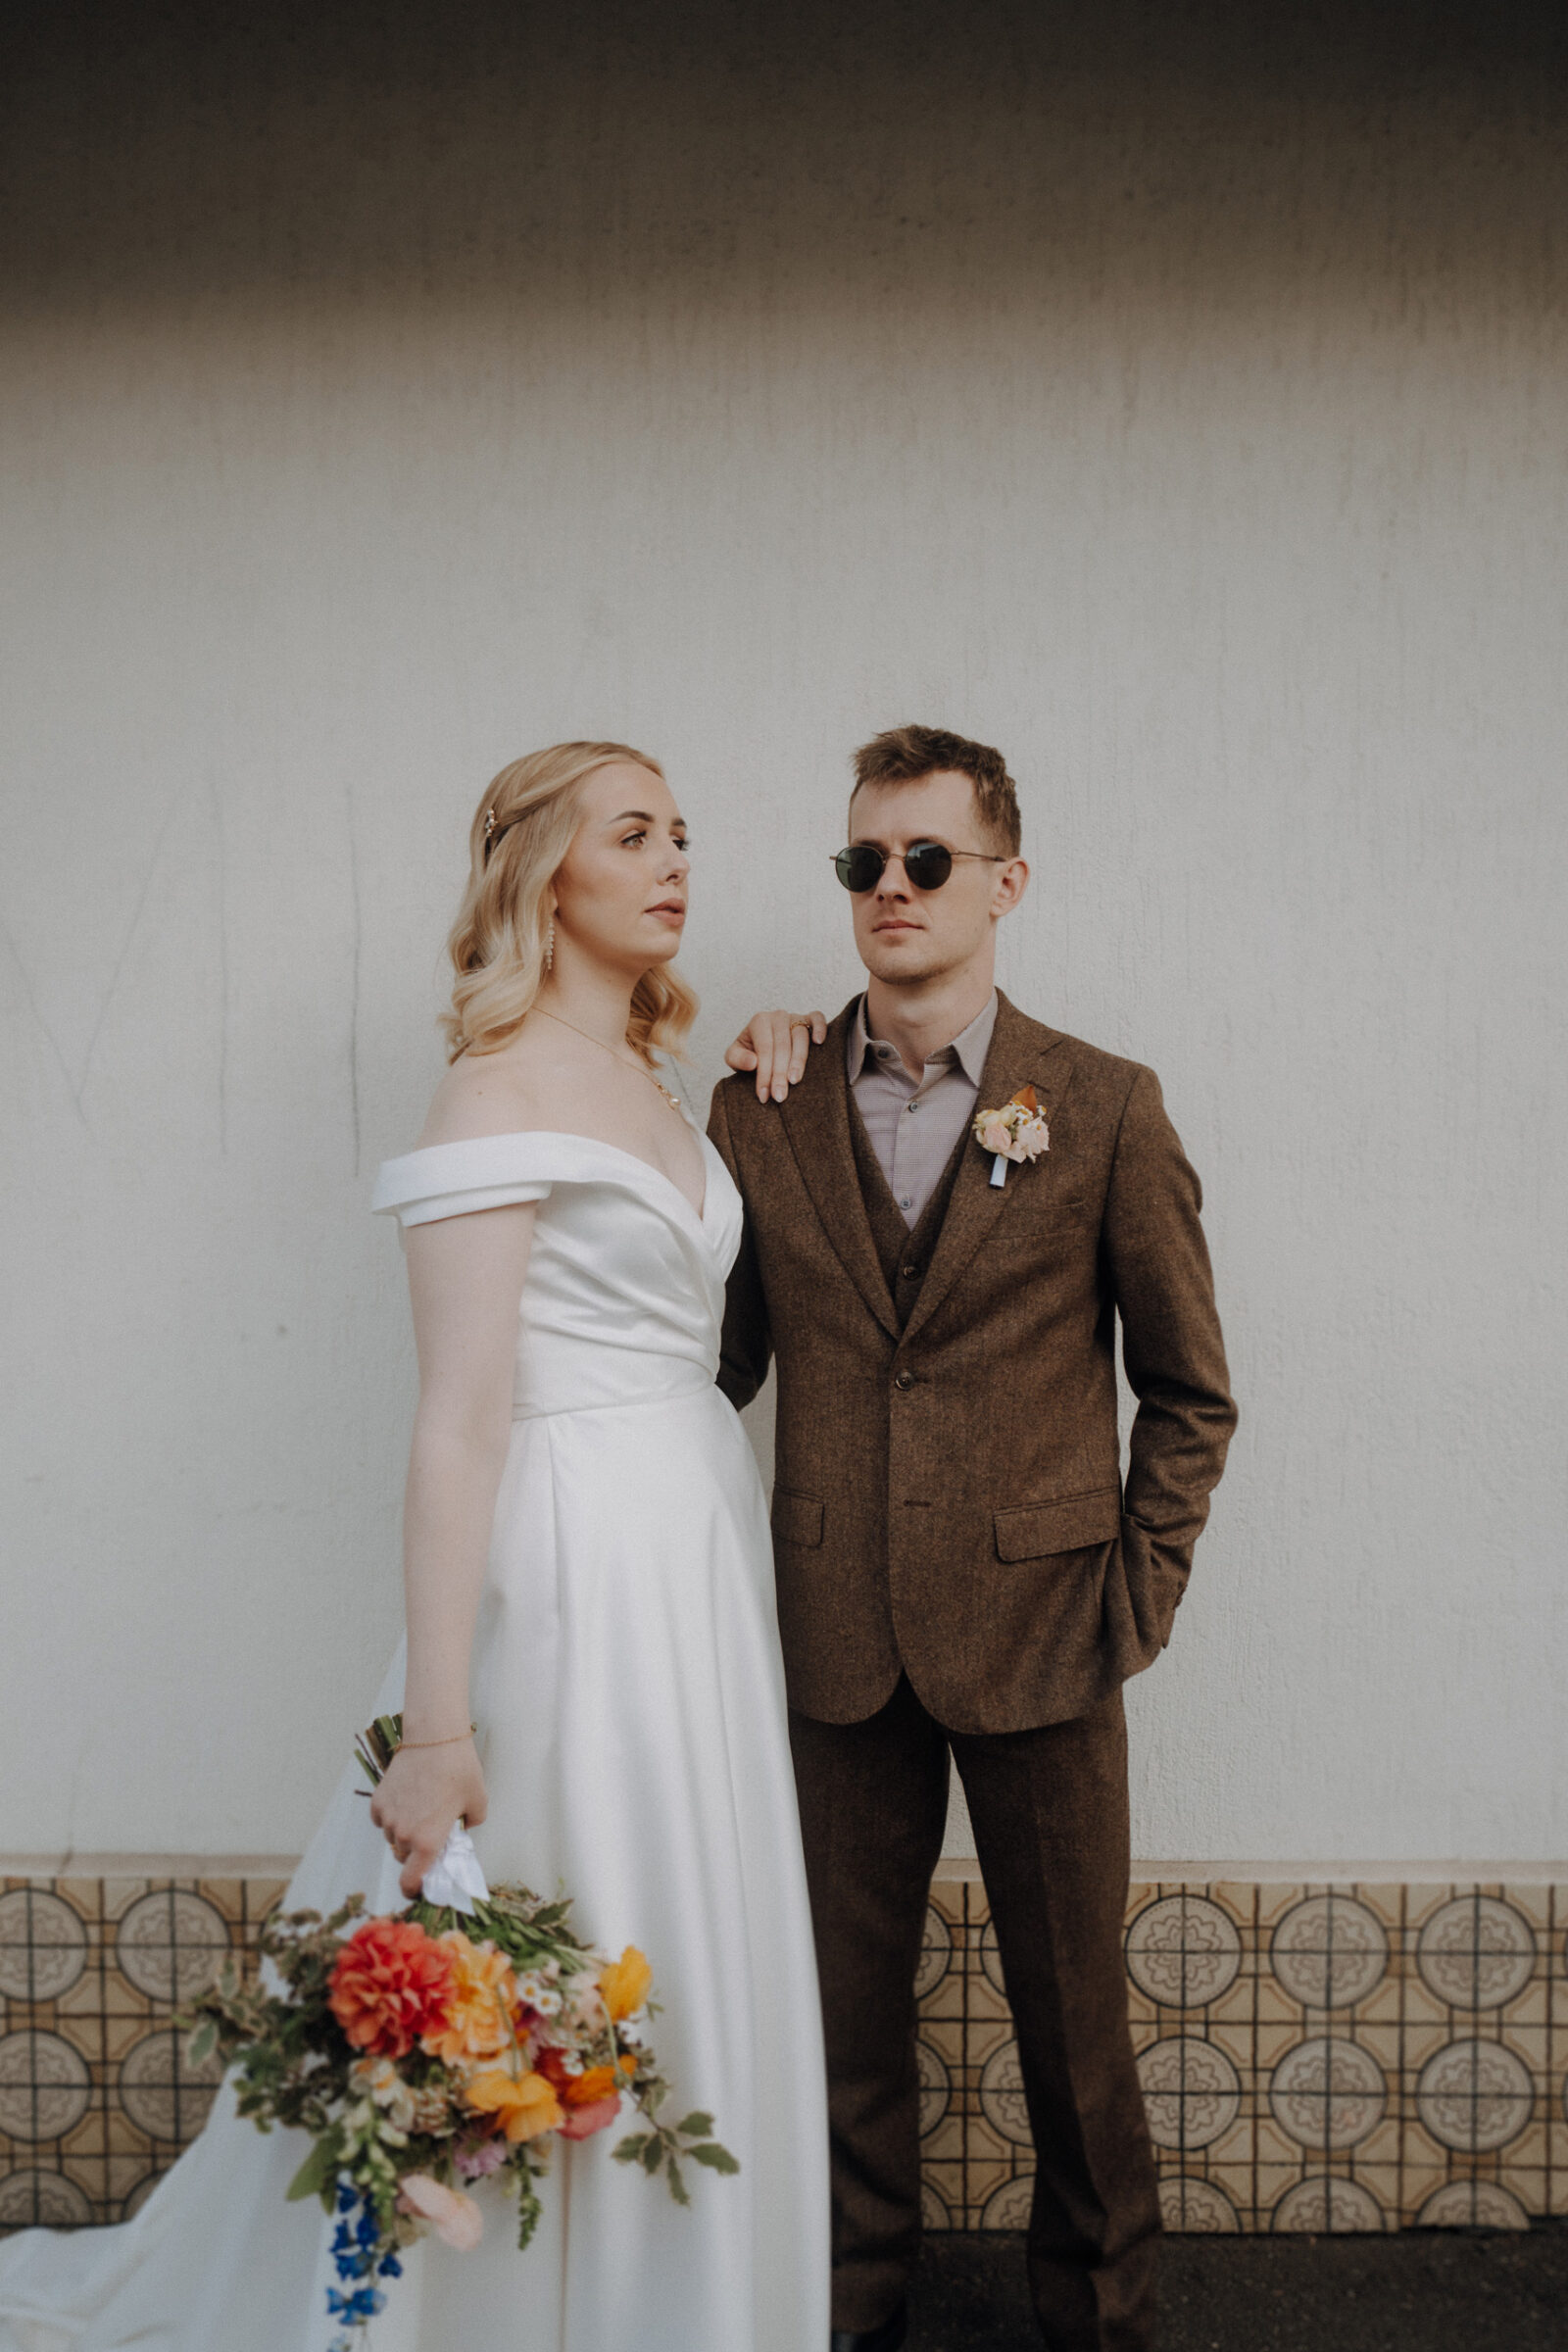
[832,840,1006,894]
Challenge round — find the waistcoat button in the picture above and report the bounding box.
[894,1369,915,1391]
[901,1264,920,1281]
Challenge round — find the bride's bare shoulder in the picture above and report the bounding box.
[416,1029,574,1149]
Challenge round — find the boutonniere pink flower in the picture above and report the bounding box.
[973,1084,1050,1189]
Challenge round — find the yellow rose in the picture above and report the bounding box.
[463,2067,564,2144]
[598,1945,653,2023]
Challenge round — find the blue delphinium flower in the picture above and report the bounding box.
[323,2180,393,2343]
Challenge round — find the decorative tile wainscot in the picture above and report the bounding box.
[3,1868,1566,2234]
[920,1870,1568,2232]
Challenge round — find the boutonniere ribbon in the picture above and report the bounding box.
[973,1084,1050,1189]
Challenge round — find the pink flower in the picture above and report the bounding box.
[396,2173,484,2250]
[558,2094,621,2140]
[980,1118,1012,1154]
[453,2137,508,2180]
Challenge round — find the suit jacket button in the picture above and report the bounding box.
[901,1263,920,1281]
[894,1369,915,1391]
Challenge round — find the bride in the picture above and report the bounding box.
[0,742,830,2352]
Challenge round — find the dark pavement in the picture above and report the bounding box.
[909,2227,1568,2352]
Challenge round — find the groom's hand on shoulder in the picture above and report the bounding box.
[725,1008,827,1102]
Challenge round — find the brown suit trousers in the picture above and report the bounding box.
[709,996,1236,2348]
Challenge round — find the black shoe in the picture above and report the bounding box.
[830,2306,908,2352]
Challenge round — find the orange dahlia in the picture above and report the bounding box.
[328,1918,457,2059]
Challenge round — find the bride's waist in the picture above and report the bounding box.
[511,1345,717,1421]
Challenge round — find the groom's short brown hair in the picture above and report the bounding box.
[850,724,1022,857]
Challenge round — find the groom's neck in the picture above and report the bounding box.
[863,955,997,1080]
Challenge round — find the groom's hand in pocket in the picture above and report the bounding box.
[725,1009,827,1102]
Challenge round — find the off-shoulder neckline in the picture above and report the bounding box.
[383,1127,713,1228]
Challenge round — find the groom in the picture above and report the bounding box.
[709,727,1236,2352]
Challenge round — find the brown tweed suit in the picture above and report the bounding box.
[708,994,1236,2350]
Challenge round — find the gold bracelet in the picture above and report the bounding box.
[397,1724,477,1751]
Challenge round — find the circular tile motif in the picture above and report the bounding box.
[916,2037,950,2138]
[1416,1897,1536,2012]
[1158,2176,1240,2232]
[0,2168,94,2227]
[920,2179,952,2230]
[1269,2038,1386,2150]
[1125,1895,1243,2009]
[1417,2180,1530,2231]
[1415,2037,1534,2153]
[978,2040,1033,2147]
[981,2173,1036,2230]
[915,1904,953,2001]
[0,2030,92,2142]
[1272,2177,1386,2233]
[115,1891,230,2004]
[1136,2037,1242,2151]
[1270,1895,1389,2011]
[117,2028,224,2142]
[978,1920,1006,1996]
[121,2172,164,2222]
[0,1889,89,2003]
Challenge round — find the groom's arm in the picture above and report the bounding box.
[707,1080,773,1411]
[1102,1065,1238,1640]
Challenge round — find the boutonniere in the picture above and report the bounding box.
[973,1084,1050,1189]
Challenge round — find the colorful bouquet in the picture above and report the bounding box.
[180,1716,735,2350]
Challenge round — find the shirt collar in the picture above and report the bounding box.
[846,990,999,1085]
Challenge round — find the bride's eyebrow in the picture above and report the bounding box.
[611,809,688,829]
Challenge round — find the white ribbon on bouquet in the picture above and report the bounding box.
[420,1824,490,1914]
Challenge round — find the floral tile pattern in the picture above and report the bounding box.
[2,1875,1565,2234]
[0,1877,287,2229]
[913,1880,1568,2233]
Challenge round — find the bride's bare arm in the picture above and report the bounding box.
[369,1200,537,1897]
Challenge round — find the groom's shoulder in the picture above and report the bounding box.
[1004,1000,1152,1113]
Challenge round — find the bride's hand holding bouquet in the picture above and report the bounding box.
[368,1725,488,1901]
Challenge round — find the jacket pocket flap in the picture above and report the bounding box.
[994,1487,1121,1562]
[771,1487,825,1548]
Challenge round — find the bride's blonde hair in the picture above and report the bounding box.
[441,742,699,1064]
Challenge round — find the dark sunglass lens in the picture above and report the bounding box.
[835,846,885,892]
[904,842,954,890]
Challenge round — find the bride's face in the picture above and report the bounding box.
[551,763,690,976]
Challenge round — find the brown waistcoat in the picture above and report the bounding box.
[707,993,1238,1732]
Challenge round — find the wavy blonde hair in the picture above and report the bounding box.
[441,742,698,1063]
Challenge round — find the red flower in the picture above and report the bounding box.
[535,2049,621,2137]
[328,1918,458,2059]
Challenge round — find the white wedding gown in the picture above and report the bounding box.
[0,1130,829,2352]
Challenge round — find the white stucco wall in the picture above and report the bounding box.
[2,4,1564,1863]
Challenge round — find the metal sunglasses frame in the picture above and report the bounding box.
[831,839,1008,893]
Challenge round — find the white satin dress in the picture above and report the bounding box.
[0,1130,829,2352]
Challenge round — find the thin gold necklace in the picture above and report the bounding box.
[534,1006,682,1111]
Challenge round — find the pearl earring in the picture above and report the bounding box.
[544,917,555,972]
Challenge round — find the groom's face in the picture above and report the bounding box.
[846,769,1016,987]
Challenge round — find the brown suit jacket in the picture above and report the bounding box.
[707,993,1238,1733]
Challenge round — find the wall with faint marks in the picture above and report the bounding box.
[2,0,1564,1863]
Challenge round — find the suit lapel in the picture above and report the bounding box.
[777,1002,899,1339]
[901,994,1078,1347]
